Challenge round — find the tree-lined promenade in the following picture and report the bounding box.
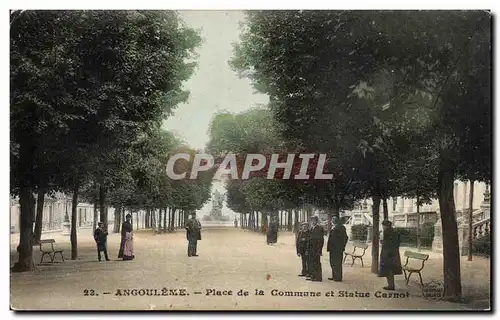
[218,11,491,302]
[11,11,212,271]
[10,10,491,305]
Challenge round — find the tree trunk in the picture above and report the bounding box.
[113,207,121,233]
[14,187,36,272]
[158,208,162,232]
[256,211,260,231]
[93,202,98,232]
[468,180,474,261]
[438,157,462,301]
[382,198,388,221]
[166,208,172,232]
[169,208,175,232]
[371,195,381,274]
[184,210,189,227]
[293,209,300,233]
[99,186,107,231]
[70,183,79,260]
[287,210,292,231]
[416,193,421,251]
[33,188,46,244]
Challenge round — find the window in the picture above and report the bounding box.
[392,198,397,211]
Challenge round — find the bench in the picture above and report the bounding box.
[343,242,369,266]
[402,250,429,287]
[38,239,64,264]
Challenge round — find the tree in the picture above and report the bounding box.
[10,10,201,271]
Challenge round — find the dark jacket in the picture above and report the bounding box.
[308,224,325,256]
[94,228,108,249]
[186,218,202,241]
[327,225,348,253]
[296,229,309,255]
[379,227,403,276]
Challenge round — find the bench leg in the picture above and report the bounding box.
[406,272,413,285]
[60,252,65,261]
[50,253,56,262]
[343,254,347,264]
[403,270,407,283]
[40,253,49,264]
[418,272,424,287]
[360,257,364,267]
[351,257,355,266]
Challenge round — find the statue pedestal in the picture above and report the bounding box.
[61,221,70,236]
[432,219,443,253]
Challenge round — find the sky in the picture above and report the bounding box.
[163,10,269,151]
[163,11,269,219]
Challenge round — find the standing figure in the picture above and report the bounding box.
[234,218,238,228]
[186,213,202,257]
[307,216,325,282]
[266,215,278,245]
[327,216,348,282]
[94,222,110,261]
[296,222,310,277]
[379,220,402,290]
[118,213,135,260]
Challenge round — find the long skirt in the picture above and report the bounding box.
[120,232,135,260]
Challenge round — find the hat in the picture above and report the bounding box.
[382,220,392,227]
[126,213,132,219]
[98,222,104,226]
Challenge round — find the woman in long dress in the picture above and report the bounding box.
[118,213,135,260]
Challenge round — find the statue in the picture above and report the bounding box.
[210,190,224,218]
[203,190,230,222]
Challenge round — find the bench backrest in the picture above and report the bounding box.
[39,239,55,251]
[347,241,368,255]
[404,251,429,261]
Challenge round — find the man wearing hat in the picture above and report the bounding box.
[307,215,325,282]
[296,222,310,277]
[379,220,402,290]
[94,222,109,261]
[327,216,349,281]
[186,213,202,257]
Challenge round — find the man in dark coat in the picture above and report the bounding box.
[307,216,325,282]
[296,222,310,277]
[379,220,402,290]
[266,215,278,245]
[327,216,349,281]
[94,222,110,261]
[186,213,202,257]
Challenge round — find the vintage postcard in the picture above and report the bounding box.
[9,9,491,311]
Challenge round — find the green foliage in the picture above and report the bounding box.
[393,223,435,248]
[472,232,490,257]
[350,224,369,241]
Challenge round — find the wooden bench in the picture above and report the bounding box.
[39,239,64,264]
[343,242,369,266]
[402,250,429,287]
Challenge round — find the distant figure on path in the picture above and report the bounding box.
[234,218,238,228]
[266,215,278,245]
[379,220,402,290]
[327,216,348,281]
[94,222,110,261]
[307,216,325,282]
[296,222,310,277]
[118,214,135,260]
[186,214,202,257]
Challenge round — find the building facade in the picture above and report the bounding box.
[9,192,116,233]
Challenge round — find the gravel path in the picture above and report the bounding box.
[10,227,490,310]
